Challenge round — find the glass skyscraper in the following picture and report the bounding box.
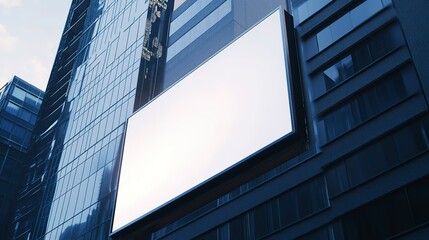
[0,76,43,239]
[8,0,429,239]
[11,0,146,238]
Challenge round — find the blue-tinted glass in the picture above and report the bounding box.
[350,0,383,27]
[295,2,309,24]
[392,123,427,161]
[340,190,414,240]
[65,186,79,220]
[253,202,280,238]
[312,0,387,55]
[326,162,350,197]
[6,102,19,116]
[19,109,33,122]
[23,93,40,108]
[192,178,328,240]
[11,126,26,142]
[12,87,26,101]
[292,0,332,25]
[279,178,328,226]
[321,69,410,142]
[316,27,333,51]
[326,119,429,197]
[307,0,330,14]
[170,0,213,35]
[229,215,249,240]
[330,14,352,41]
[318,26,404,96]
[324,59,346,89]
[350,45,371,70]
[346,141,394,186]
[167,0,232,61]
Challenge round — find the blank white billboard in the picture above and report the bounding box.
[112,9,292,233]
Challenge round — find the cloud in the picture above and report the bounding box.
[30,58,50,89]
[0,57,50,91]
[0,0,21,7]
[0,24,18,51]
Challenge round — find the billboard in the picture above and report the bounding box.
[112,9,295,233]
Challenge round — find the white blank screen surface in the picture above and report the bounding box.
[112,10,292,232]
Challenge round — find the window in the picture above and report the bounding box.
[11,86,42,109]
[5,102,38,125]
[23,93,41,108]
[279,178,328,226]
[291,0,332,26]
[333,177,429,240]
[6,102,20,116]
[20,109,33,123]
[319,69,410,143]
[339,190,414,240]
[253,201,281,238]
[0,117,13,133]
[306,0,390,58]
[12,87,26,101]
[346,139,399,186]
[9,125,31,145]
[317,26,404,97]
[171,0,213,35]
[167,0,232,61]
[326,119,429,197]
[325,161,350,197]
[229,215,250,240]
[193,178,329,240]
[0,116,32,146]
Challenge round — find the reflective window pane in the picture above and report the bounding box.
[6,102,20,116]
[292,0,332,25]
[192,177,328,240]
[167,0,232,61]
[326,118,429,197]
[320,68,410,143]
[317,26,404,96]
[171,0,213,34]
[309,0,389,57]
[12,87,26,101]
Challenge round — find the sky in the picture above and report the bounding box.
[0,0,72,91]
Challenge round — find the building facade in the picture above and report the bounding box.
[0,76,43,238]
[115,0,429,239]
[9,0,429,239]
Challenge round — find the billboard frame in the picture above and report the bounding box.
[110,8,306,239]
